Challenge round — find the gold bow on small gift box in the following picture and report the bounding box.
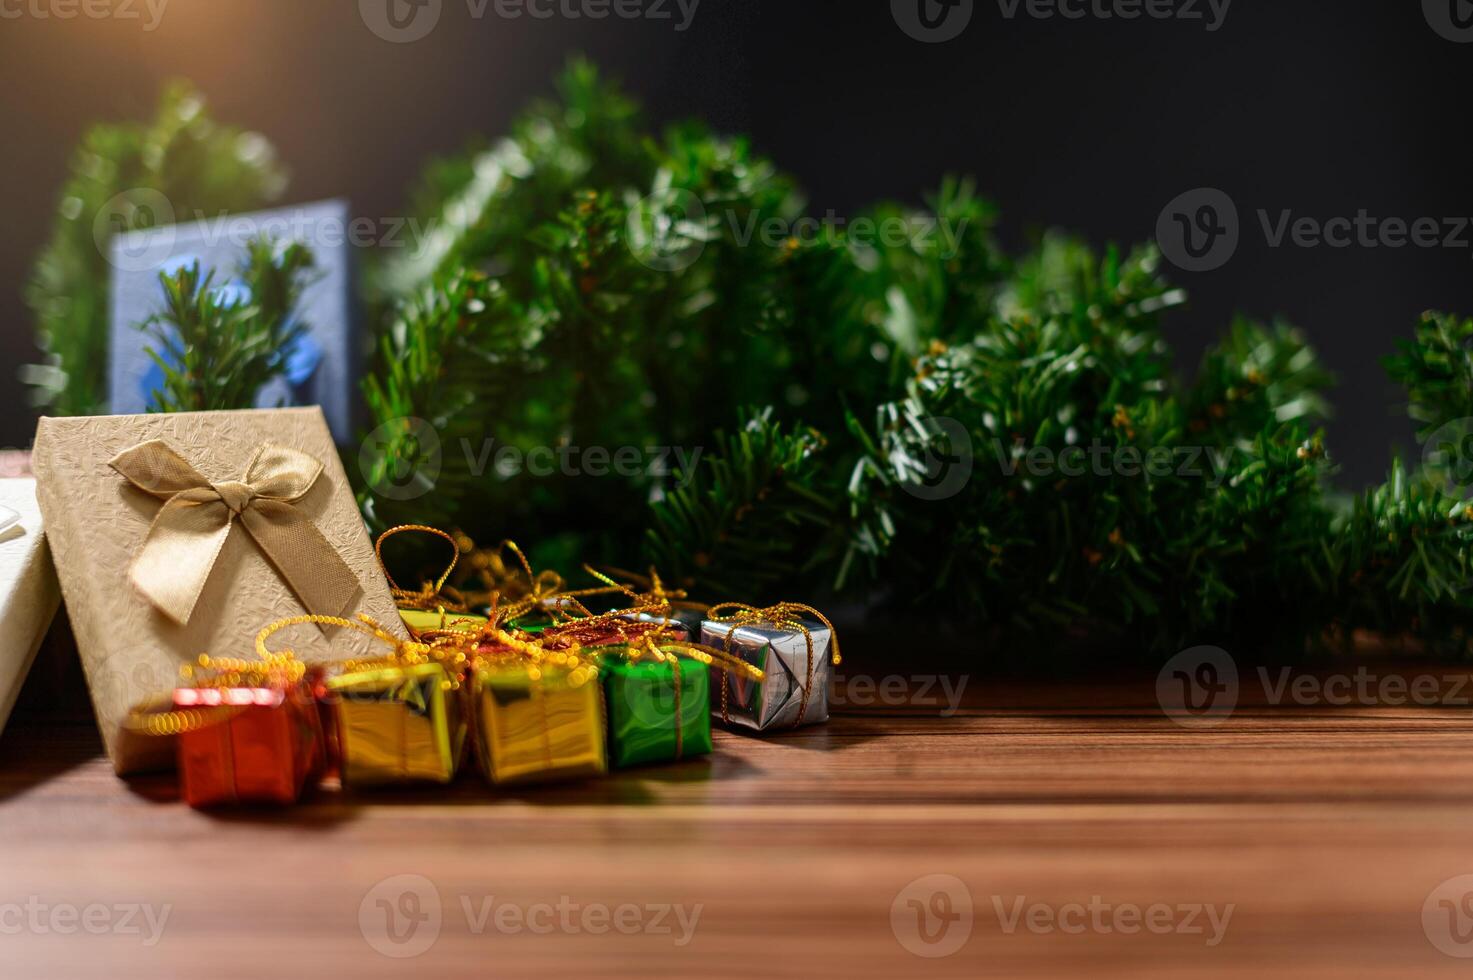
[110,440,362,626]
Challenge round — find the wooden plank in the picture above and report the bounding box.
[2,672,1473,978]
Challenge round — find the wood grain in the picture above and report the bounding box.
[3,667,1473,978]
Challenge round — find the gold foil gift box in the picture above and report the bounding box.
[473,651,607,786]
[259,614,468,787]
[326,661,468,786]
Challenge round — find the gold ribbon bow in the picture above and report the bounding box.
[110,440,362,626]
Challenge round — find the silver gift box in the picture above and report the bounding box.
[700,620,834,732]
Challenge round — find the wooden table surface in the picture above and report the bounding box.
[4,664,1473,979]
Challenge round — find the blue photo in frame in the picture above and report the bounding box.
[108,199,358,443]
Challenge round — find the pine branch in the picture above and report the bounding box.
[354,57,1473,662]
[1187,317,1333,444]
[645,410,840,601]
[1385,311,1473,438]
[26,81,286,415]
[139,236,316,414]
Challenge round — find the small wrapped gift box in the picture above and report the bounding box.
[399,608,489,637]
[474,660,607,785]
[701,605,839,732]
[173,682,323,808]
[325,662,467,786]
[602,654,710,769]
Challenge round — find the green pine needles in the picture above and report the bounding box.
[140,237,317,413]
[358,60,1473,659]
[33,63,1473,660]
[25,82,286,416]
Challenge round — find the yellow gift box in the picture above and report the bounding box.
[474,661,606,785]
[326,661,466,786]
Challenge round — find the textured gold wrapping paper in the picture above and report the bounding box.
[31,408,408,774]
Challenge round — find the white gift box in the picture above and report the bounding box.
[0,479,61,736]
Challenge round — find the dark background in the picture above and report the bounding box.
[1,0,1467,487]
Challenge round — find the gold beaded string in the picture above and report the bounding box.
[123,646,308,738]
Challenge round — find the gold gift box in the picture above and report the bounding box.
[474,663,606,785]
[326,662,466,786]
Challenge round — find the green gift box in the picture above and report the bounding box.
[602,656,712,769]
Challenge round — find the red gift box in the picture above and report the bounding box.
[174,682,323,808]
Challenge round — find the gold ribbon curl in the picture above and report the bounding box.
[585,565,710,622]
[110,440,362,627]
[376,525,473,613]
